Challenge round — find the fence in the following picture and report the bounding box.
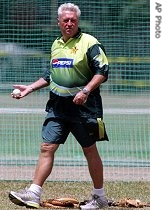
[0,0,150,181]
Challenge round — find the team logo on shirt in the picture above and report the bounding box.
[52,58,73,68]
[71,47,78,54]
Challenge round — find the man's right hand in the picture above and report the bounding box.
[11,85,34,99]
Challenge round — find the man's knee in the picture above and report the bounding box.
[83,143,97,156]
[40,142,59,153]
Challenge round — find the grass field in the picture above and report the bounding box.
[0,91,149,182]
[0,92,150,160]
[0,91,150,208]
[0,113,149,159]
[1,181,150,210]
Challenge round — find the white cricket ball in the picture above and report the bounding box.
[12,89,21,97]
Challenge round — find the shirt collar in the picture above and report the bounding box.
[73,27,82,38]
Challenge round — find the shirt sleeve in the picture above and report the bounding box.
[86,44,109,82]
[41,67,50,83]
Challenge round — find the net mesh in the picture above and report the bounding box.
[0,0,150,181]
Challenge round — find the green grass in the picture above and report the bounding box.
[0,93,150,185]
[1,181,150,210]
[0,113,150,160]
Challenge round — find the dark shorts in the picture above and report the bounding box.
[42,109,109,148]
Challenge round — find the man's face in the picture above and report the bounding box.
[58,10,79,41]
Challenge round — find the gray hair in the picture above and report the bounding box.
[58,3,81,18]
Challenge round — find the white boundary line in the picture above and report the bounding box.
[0,108,150,114]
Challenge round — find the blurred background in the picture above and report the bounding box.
[0,0,150,182]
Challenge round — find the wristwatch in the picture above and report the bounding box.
[82,88,90,96]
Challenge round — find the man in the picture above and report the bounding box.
[9,3,109,209]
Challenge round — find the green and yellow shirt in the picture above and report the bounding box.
[43,29,109,96]
[42,29,109,118]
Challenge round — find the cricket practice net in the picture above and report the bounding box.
[0,0,150,181]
